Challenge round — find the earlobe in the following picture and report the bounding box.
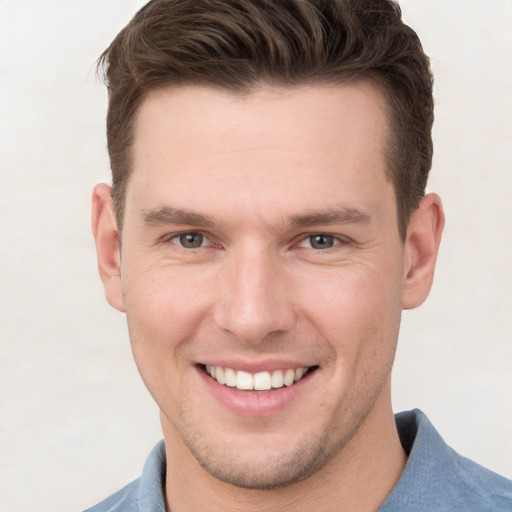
[91,183,125,312]
[402,193,445,310]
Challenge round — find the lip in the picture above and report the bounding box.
[197,363,317,417]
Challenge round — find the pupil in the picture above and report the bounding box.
[311,235,333,249]
[180,233,203,248]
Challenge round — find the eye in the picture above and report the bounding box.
[299,234,339,250]
[172,232,208,248]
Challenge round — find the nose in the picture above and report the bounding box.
[212,245,296,345]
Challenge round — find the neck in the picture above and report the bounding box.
[162,387,406,512]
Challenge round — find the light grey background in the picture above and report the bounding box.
[0,1,511,511]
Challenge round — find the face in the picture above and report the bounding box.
[96,82,425,489]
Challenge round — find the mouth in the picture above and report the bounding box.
[200,364,317,393]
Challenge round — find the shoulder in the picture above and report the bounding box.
[83,479,140,512]
[445,449,512,510]
[380,409,512,512]
[82,440,167,512]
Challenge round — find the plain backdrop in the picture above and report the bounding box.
[0,1,511,511]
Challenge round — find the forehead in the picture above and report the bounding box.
[133,81,389,159]
[128,82,393,225]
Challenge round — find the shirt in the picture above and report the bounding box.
[84,409,512,511]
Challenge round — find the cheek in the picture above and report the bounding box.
[121,267,214,370]
[296,263,404,357]
[121,268,215,414]
[124,263,212,322]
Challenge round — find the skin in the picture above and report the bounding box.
[92,82,444,511]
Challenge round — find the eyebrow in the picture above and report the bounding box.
[141,207,217,228]
[289,207,372,228]
[141,205,372,229]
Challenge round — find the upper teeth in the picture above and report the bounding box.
[205,365,309,391]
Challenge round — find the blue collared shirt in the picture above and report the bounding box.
[84,409,512,511]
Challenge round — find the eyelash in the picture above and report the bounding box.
[162,231,350,251]
[164,232,212,249]
[296,233,352,251]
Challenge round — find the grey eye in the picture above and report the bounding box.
[179,233,204,248]
[309,234,335,249]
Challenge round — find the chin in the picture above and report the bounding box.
[178,421,348,490]
[197,448,328,489]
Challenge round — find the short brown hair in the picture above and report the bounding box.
[98,0,433,240]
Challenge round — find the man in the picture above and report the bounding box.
[87,0,512,510]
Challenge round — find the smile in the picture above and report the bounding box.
[203,365,313,391]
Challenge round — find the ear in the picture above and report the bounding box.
[402,193,445,310]
[91,183,125,312]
